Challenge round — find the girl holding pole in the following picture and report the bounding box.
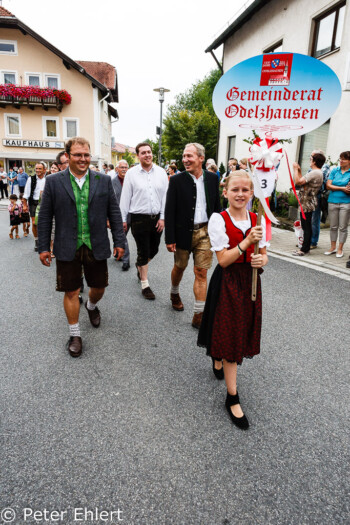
[198,170,268,429]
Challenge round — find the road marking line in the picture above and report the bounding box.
[268,252,350,282]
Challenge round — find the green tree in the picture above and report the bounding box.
[219,162,226,175]
[162,69,221,168]
[122,149,135,166]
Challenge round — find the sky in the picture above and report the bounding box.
[3,0,247,147]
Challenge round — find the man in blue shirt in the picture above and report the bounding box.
[17,167,29,194]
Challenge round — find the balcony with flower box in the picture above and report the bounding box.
[0,84,72,112]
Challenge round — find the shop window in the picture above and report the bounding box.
[64,118,79,139]
[312,2,345,58]
[44,74,60,89]
[1,71,17,84]
[43,117,59,139]
[5,114,21,137]
[24,161,37,176]
[264,40,283,53]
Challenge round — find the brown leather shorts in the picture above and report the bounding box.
[174,225,213,270]
[56,244,108,292]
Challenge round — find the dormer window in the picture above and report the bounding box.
[0,40,17,55]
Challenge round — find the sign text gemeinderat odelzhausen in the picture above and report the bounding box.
[212,53,342,139]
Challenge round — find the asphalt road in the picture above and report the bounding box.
[0,207,349,525]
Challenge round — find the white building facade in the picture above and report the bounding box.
[206,0,349,190]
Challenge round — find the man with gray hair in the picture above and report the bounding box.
[165,143,220,328]
[22,161,47,251]
[112,160,130,270]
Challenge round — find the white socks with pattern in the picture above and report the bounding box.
[171,285,179,294]
[69,323,81,337]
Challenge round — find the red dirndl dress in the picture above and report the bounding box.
[198,210,262,365]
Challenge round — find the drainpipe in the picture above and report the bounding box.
[98,90,111,170]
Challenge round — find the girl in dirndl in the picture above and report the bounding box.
[8,194,22,239]
[198,170,269,430]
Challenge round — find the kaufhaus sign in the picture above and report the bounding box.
[2,139,65,148]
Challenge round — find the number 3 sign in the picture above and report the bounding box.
[254,167,276,198]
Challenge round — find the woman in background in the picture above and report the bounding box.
[324,151,350,258]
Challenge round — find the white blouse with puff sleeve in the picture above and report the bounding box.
[208,210,270,252]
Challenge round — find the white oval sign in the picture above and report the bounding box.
[213,53,342,138]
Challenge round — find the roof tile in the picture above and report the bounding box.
[112,143,136,154]
[0,6,15,17]
[76,61,116,90]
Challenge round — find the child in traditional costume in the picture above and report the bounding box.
[8,194,22,239]
[198,170,269,429]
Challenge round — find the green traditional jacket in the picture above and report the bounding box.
[70,171,92,250]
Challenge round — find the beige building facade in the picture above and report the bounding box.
[206,0,349,190]
[0,6,118,174]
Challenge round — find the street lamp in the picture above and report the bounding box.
[153,87,170,166]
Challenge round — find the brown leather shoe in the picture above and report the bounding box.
[171,293,184,311]
[85,301,101,327]
[67,336,82,357]
[192,312,203,329]
[142,286,155,300]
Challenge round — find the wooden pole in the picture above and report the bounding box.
[251,201,263,302]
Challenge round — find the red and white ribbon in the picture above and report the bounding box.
[249,134,283,171]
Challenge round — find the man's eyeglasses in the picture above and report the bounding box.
[70,154,91,160]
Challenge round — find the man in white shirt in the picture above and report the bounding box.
[0,166,8,199]
[23,162,47,251]
[120,142,168,299]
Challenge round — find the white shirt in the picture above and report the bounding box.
[189,172,208,224]
[208,211,269,252]
[0,171,7,183]
[23,175,46,200]
[120,163,168,222]
[70,170,88,189]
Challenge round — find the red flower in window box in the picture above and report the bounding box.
[0,84,72,104]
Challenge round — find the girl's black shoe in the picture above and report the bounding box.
[225,392,249,430]
[212,357,224,380]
